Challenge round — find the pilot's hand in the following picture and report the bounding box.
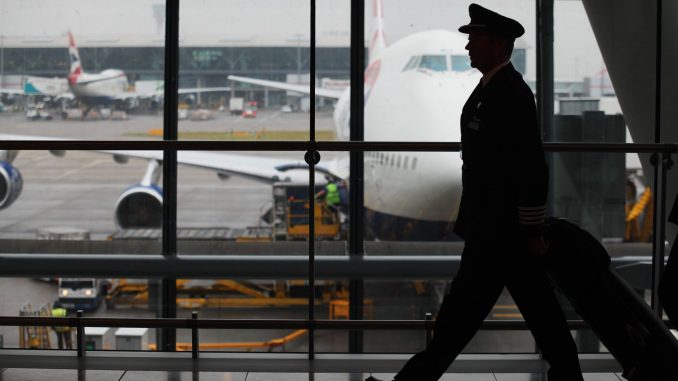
[527,236,549,256]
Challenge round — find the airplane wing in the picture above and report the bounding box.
[0,133,348,184]
[0,88,25,96]
[228,75,344,100]
[178,87,231,95]
[104,150,332,183]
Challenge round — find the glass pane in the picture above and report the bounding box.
[178,0,326,141]
[0,1,165,138]
[362,144,655,355]
[176,150,321,253]
[176,150,313,323]
[364,151,461,241]
[0,150,160,254]
[1,277,158,350]
[363,0,533,143]
[550,150,655,353]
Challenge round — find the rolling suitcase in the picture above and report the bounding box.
[542,218,678,380]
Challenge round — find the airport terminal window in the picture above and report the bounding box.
[0,0,673,360]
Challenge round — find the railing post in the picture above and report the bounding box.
[192,311,199,359]
[76,310,85,357]
[425,312,432,347]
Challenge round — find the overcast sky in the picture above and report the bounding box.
[0,0,604,81]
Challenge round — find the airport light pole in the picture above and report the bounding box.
[289,33,308,109]
[293,33,303,83]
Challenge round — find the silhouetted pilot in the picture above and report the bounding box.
[367,4,583,381]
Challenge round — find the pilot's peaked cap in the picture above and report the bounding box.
[458,3,524,39]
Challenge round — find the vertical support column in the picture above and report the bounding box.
[307,0,317,360]
[652,152,672,314]
[192,311,199,359]
[538,0,556,220]
[348,0,365,354]
[536,0,556,355]
[160,0,180,352]
[537,0,554,142]
[651,0,664,316]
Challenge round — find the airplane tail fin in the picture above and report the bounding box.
[67,31,83,85]
[369,0,387,63]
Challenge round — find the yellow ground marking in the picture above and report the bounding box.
[141,130,336,141]
[492,313,524,319]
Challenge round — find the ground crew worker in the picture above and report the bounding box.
[367,4,583,381]
[316,178,341,215]
[51,306,73,349]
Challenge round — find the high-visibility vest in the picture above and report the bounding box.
[325,183,340,205]
[52,308,70,332]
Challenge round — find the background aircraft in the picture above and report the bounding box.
[0,31,231,117]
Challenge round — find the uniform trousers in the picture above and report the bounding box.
[394,234,583,381]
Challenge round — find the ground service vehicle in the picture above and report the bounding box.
[243,101,257,118]
[57,278,108,311]
[229,97,244,115]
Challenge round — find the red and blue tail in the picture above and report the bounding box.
[67,31,83,86]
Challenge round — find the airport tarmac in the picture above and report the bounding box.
[0,109,580,355]
[0,109,334,140]
[0,109,337,238]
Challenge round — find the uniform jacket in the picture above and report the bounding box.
[454,63,548,240]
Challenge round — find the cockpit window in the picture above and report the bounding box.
[418,55,447,72]
[451,55,472,72]
[402,56,420,71]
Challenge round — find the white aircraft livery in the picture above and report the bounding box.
[0,0,485,240]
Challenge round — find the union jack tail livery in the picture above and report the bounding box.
[67,30,83,86]
[369,0,387,63]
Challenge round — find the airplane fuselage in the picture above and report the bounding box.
[69,69,129,106]
[333,30,482,240]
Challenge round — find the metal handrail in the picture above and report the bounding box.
[4,313,673,359]
[0,313,603,359]
[0,140,676,153]
[0,315,589,330]
[0,255,653,279]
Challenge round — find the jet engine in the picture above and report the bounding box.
[0,161,23,210]
[114,184,163,230]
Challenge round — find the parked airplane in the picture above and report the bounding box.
[0,31,231,117]
[0,0,482,240]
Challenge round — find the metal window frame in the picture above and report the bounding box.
[0,0,673,361]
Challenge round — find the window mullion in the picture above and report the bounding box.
[160,0,180,352]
